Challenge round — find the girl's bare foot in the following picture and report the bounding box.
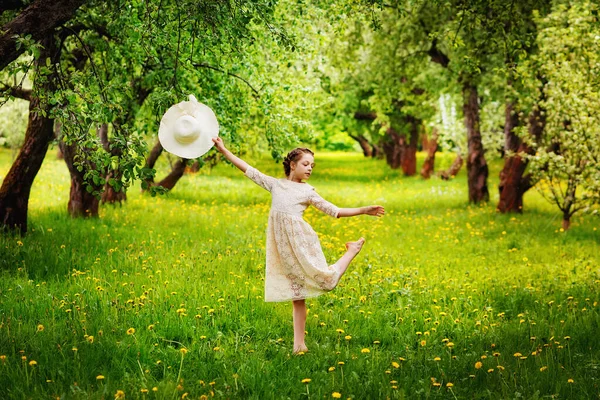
[345,237,365,255]
[293,344,309,354]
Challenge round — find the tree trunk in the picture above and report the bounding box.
[156,159,188,190]
[372,140,383,159]
[420,128,438,179]
[60,140,101,218]
[463,81,489,203]
[96,124,127,204]
[349,134,373,157]
[497,101,524,212]
[400,117,419,176]
[0,36,58,234]
[189,161,201,173]
[497,101,546,213]
[54,121,64,160]
[440,153,463,180]
[382,127,402,169]
[0,0,85,71]
[142,140,164,190]
[101,170,127,204]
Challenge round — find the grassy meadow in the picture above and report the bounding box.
[0,147,599,399]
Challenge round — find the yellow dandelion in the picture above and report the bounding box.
[86,336,94,344]
[0,355,6,363]
[446,342,454,348]
[114,390,125,399]
[140,389,148,394]
[338,361,345,365]
[147,324,155,330]
[126,328,135,335]
[420,340,427,347]
[434,357,441,362]
[37,324,44,332]
[336,329,344,334]
[513,352,522,357]
[487,368,494,373]
[152,387,158,392]
[446,383,454,388]
[475,361,483,369]
[392,361,400,368]
[328,367,335,372]
[332,392,342,399]
[568,378,574,384]
[540,366,548,372]
[29,360,37,366]
[302,378,311,384]
[97,375,105,380]
[361,348,370,353]
[344,335,352,340]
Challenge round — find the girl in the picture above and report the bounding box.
[212,137,385,353]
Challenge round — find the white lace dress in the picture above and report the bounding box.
[245,166,342,302]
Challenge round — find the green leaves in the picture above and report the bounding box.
[525,0,600,222]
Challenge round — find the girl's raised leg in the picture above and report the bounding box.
[292,299,308,354]
[333,237,365,279]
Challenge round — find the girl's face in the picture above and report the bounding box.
[292,153,315,180]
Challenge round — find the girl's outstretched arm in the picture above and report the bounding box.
[337,205,385,218]
[212,137,249,172]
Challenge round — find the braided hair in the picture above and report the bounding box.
[283,148,314,177]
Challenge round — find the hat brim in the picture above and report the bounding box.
[158,100,219,159]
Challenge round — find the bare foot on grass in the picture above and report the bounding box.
[293,344,309,355]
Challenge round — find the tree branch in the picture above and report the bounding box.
[192,62,260,97]
[428,38,450,68]
[0,84,31,101]
[0,0,85,71]
[0,0,26,13]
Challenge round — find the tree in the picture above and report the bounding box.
[0,0,288,232]
[0,35,60,233]
[0,0,85,71]
[525,1,600,229]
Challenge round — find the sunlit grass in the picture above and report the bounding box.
[0,146,598,399]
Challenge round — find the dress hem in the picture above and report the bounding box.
[264,290,331,303]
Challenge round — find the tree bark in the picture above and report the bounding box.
[462,81,489,203]
[59,140,100,218]
[349,134,373,157]
[497,101,546,213]
[382,127,402,169]
[0,36,59,234]
[101,170,126,204]
[142,140,164,189]
[400,116,419,176]
[156,159,188,190]
[98,124,127,204]
[420,128,438,179]
[0,0,85,71]
[440,153,464,180]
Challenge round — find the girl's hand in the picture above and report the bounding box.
[365,205,385,217]
[212,137,226,153]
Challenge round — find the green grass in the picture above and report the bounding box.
[0,147,599,399]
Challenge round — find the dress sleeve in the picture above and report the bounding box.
[309,189,340,218]
[244,166,277,192]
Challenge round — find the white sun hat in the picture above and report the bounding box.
[158,94,219,158]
